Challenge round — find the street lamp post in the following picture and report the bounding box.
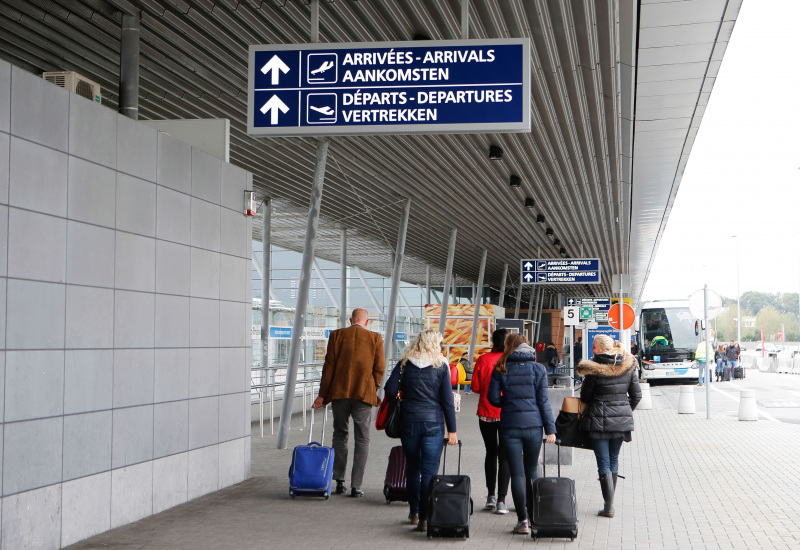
[734,235,741,346]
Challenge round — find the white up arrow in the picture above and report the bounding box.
[524,273,533,282]
[260,55,290,85]
[260,95,289,125]
[524,261,533,270]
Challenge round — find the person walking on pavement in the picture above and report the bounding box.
[313,308,385,498]
[694,337,712,385]
[488,333,557,535]
[469,328,511,515]
[459,352,473,394]
[715,344,725,382]
[726,341,738,380]
[384,330,458,532]
[577,335,642,519]
[574,337,583,364]
[544,342,560,375]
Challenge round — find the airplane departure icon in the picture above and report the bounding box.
[309,105,334,116]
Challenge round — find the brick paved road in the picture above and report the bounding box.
[69,377,800,549]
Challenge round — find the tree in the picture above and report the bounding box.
[755,306,799,342]
[740,291,780,315]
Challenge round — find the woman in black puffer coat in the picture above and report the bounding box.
[576,335,641,519]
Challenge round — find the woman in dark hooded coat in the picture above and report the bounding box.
[576,334,642,519]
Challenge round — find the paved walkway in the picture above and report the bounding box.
[69,372,800,549]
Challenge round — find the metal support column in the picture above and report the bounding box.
[514,272,523,319]
[425,264,431,306]
[452,275,458,306]
[261,200,271,381]
[468,249,488,363]
[384,199,412,376]
[276,138,329,449]
[461,0,470,39]
[252,245,277,302]
[439,228,457,334]
[312,259,339,310]
[310,0,320,43]
[399,292,415,319]
[498,263,508,307]
[356,267,383,314]
[535,288,545,345]
[340,228,347,328]
[119,12,140,120]
[527,285,536,321]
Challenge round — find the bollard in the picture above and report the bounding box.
[738,389,758,421]
[678,385,696,414]
[638,382,652,410]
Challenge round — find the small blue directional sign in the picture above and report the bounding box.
[521,258,601,285]
[248,39,530,137]
[566,297,611,311]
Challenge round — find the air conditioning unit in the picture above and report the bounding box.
[42,71,102,104]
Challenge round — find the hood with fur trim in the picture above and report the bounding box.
[576,353,635,378]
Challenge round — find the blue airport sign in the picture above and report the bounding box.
[520,258,601,285]
[587,326,620,359]
[247,39,530,136]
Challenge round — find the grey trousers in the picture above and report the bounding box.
[330,399,372,490]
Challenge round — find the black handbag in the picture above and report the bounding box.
[384,365,404,439]
[555,410,592,450]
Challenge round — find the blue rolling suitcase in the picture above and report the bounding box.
[288,405,334,499]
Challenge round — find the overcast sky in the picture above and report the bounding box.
[641,0,800,303]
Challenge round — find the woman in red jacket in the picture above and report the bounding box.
[470,328,510,514]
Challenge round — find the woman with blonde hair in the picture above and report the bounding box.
[576,335,642,518]
[488,333,556,535]
[384,329,458,532]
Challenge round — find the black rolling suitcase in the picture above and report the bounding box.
[527,440,578,541]
[722,365,731,381]
[734,366,744,379]
[427,440,473,539]
[384,445,408,503]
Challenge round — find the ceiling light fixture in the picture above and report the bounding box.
[524,197,535,209]
[510,175,521,188]
[553,239,560,247]
[545,228,554,237]
[536,214,545,224]
[559,247,567,257]
[489,145,503,160]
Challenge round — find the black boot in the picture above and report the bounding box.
[612,472,619,491]
[598,473,615,518]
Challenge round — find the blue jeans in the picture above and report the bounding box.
[400,421,444,520]
[698,361,708,384]
[501,427,543,521]
[716,359,724,375]
[592,437,623,475]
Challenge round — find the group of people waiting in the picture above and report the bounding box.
[314,309,642,536]
[694,338,741,384]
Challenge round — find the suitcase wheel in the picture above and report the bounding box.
[289,494,295,499]
[324,493,329,500]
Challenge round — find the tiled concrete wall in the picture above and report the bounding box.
[0,61,253,549]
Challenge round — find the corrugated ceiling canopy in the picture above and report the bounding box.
[0,0,740,308]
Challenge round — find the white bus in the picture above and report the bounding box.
[637,300,702,382]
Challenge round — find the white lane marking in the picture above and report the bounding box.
[710,385,780,422]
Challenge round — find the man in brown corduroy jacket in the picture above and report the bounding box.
[313,308,385,497]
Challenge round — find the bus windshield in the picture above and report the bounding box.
[641,307,699,353]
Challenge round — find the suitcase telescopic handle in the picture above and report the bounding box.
[541,438,562,478]
[308,404,329,445]
[441,439,463,475]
